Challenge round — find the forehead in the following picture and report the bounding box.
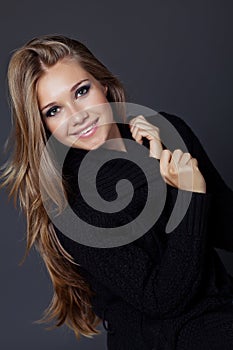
[38,59,91,88]
[37,59,92,104]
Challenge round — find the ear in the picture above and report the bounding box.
[103,85,108,96]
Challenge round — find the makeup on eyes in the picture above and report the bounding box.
[44,83,91,117]
[45,106,61,117]
[75,83,91,98]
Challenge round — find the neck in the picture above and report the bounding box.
[102,122,127,152]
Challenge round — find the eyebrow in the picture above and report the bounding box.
[40,78,90,112]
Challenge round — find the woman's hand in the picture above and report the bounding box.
[159,149,207,193]
[128,115,163,159]
[128,115,206,193]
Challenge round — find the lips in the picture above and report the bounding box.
[71,118,99,136]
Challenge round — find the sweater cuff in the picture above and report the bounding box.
[165,184,212,238]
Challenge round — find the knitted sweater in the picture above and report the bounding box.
[54,112,233,349]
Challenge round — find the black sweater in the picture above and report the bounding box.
[54,112,233,349]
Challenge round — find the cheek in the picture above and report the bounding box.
[44,119,67,137]
[90,89,109,104]
[91,103,113,124]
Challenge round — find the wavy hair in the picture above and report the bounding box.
[1,35,126,339]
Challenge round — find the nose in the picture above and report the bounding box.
[69,109,89,127]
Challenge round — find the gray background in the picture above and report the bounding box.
[1,1,233,349]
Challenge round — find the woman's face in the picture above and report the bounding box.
[37,58,118,150]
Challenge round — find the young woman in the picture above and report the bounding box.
[2,35,233,349]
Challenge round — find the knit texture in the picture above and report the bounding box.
[54,112,233,349]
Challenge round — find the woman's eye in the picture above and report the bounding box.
[75,84,90,98]
[46,106,60,117]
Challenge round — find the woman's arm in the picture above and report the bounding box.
[158,112,233,252]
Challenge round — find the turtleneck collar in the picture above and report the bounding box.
[67,119,142,157]
[50,119,148,170]
[58,118,162,199]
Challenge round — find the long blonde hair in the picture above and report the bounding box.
[1,35,126,339]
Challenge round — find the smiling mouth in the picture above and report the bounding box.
[71,118,99,136]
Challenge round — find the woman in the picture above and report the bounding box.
[1,34,233,349]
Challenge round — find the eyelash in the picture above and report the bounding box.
[45,106,60,118]
[75,84,91,98]
[45,84,91,117]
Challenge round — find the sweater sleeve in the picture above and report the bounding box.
[54,188,212,319]
[160,112,233,252]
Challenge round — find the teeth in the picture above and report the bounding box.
[80,121,97,135]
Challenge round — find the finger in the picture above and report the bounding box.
[129,118,162,150]
[179,152,192,166]
[132,115,146,122]
[189,157,199,169]
[133,128,161,148]
[170,149,183,174]
[129,115,145,128]
[149,138,163,159]
[130,122,152,141]
[171,149,183,163]
[131,125,142,143]
[129,117,160,140]
[132,127,161,141]
[129,116,148,134]
[129,119,140,138]
[160,149,172,177]
[129,120,146,134]
[130,121,158,132]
